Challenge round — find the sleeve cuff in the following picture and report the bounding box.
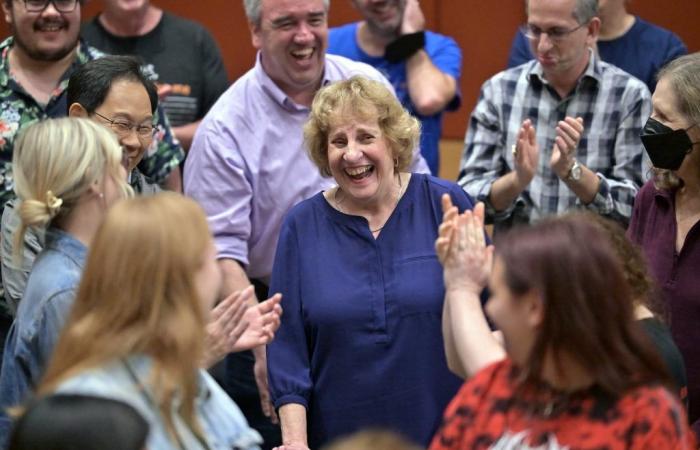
[583,174,614,214]
[273,394,309,411]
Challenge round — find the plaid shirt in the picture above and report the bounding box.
[458,50,651,227]
[0,37,184,209]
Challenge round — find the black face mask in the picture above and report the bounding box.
[640,118,699,170]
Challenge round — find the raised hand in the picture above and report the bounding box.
[442,202,494,295]
[436,194,459,264]
[232,291,283,352]
[513,119,539,189]
[550,116,584,178]
[400,0,425,34]
[201,288,250,368]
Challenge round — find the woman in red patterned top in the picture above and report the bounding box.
[430,200,695,450]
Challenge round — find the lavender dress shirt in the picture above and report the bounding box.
[628,180,700,430]
[184,53,429,281]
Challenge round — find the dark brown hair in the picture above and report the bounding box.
[496,215,671,397]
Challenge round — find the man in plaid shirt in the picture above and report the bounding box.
[459,0,650,232]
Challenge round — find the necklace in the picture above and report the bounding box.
[333,174,407,234]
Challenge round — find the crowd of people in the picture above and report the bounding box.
[0,0,696,448]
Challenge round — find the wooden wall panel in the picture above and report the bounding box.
[0,0,697,141]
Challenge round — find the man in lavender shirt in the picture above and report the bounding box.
[184,0,429,447]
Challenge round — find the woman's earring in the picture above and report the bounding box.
[394,157,399,168]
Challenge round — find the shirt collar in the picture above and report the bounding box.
[254,51,330,112]
[44,227,88,267]
[528,47,602,88]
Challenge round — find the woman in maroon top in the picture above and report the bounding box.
[429,203,693,449]
[628,52,700,432]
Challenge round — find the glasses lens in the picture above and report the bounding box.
[522,25,539,40]
[24,0,47,11]
[136,125,155,139]
[111,121,132,136]
[54,0,77,12]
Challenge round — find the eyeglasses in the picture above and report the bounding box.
[93,111,156,140]
[520,22,588,42]
[22,0,79,13]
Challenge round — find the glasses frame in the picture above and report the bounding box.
[93,111,156,141]
[21,0,79,13]
[521,21,589,42]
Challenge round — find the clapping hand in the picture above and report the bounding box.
[436,195,494,295]
[512,119,539,189]
[550,116,584,178]
[233,289,283,352]
[201,287,251,368]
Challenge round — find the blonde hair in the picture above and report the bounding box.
[12,118,132,256]
[323,430,422,450]
[652,53,700,190]
[38,193,213,441]
[304,76,420,177]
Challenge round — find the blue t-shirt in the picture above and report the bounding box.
[507,17,687,91]
[328,23,462,176]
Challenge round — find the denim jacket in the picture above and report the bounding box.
[54,355,262,450]
[0,228,85,443]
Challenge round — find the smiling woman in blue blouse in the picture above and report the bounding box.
[267,76,477,449]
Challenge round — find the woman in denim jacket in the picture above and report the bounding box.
[0,118,133,442]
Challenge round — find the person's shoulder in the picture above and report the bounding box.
[597,59,648,92]
[79,40,108,62]
[633,17,685,44]
[79,15,101,35]
[53,361,152,415]
[202,67,257,120]
[484,62,532,88]
[422,174,469,198]
[424,30,459,48]
[621,384,685,419]
[329,22,358,39]
[159,11,215,40]
[637,179,669,203]
[453,359,512,404]
[325,53,386,82]
[285,192,327,222]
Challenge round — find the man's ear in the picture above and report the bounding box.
[2,1,13,26]
[586,16,601,46]
[68,103,89,118]
[250,20,262,50]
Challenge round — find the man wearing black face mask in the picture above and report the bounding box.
[628,52,700,435]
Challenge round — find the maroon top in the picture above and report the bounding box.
[628,180,700,429]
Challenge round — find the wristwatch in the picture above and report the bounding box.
[566,160,582,181]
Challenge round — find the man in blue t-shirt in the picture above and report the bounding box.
[328,0,462,175]
[507,0,686,92]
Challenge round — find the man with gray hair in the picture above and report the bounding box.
[184,0,428,447]
[459,0,650,233]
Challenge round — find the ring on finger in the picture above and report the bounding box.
[511,144,518,157]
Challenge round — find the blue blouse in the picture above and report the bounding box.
[267,174,474,447]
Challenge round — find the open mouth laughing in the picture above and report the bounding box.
[345,165,374,180]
